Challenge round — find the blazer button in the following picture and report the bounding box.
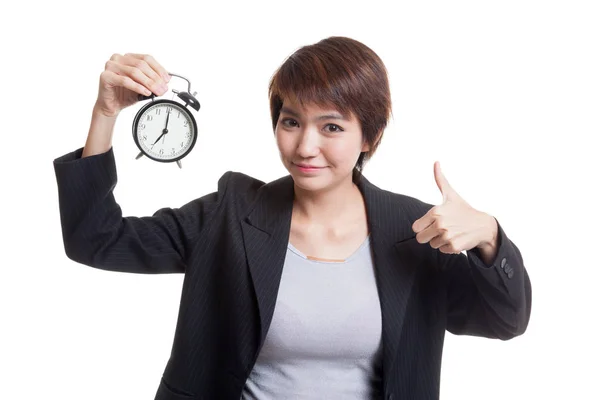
[508,269,514,279]
[501,258,507,269]
[387,394,394,400]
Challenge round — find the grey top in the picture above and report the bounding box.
[241,234,383,399]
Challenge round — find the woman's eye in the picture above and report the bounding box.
[326,124,343,133]
[281,118,343,133]
[282,118,298,127]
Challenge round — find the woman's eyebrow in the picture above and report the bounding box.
[281,106,349,121]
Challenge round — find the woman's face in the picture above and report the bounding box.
[275,97,369,193]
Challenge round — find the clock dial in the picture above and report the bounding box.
[135,102,195,161]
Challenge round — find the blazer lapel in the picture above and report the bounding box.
[241,173,419,382]
[358,176,420,383]
[241,175,295,351]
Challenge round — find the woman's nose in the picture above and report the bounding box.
[296,129,320,157]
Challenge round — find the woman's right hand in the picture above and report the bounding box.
[94,53,171,118]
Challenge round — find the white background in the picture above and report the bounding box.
[1,0,598,398]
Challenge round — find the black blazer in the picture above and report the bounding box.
[53,146,532,400]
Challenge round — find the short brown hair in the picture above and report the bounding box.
[268,36,393,183]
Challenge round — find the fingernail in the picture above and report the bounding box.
[163,74,171,82]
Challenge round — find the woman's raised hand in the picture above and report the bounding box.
[94,53,171,118]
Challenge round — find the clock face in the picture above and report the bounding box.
[134,101,197,162]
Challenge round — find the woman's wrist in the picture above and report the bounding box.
[82,106,119,158]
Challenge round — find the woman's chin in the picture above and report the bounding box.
[292,175,324,189]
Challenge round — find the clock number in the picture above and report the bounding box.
[180,142,184,147]
[172,148,176,155]
[142,135,147,141]
[177,111,180,118]
[140,124,146,130]
[183,120,188,127]
[185,132,191,138]
[146,115,153,121]
[156,108,161,115]
[159,149,164,155]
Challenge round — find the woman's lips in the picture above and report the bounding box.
[294,163,324,173]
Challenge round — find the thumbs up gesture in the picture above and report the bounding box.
[412,162,499,258]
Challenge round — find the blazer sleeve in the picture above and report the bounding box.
[53,146,231,274]
[440,217,532,340]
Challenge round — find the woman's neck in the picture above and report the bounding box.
[292,179,364,232]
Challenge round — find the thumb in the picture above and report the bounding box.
[434,161,455,203]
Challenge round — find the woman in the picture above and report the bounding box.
[53,36,532,400]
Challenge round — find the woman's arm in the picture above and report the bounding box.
[440,219,532,340]
[53,146,231,273]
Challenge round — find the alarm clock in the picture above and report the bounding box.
[132,73,201,169]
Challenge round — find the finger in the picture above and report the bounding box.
[101,70,152,97]
[413,214,432,233]
[438,234,466,254]
[109,53,162,84]
[105,58,166,96]
[434,161,449,202]
[429,230,452,250]
[123,53,171,82]
[116,53,166,84]
[434,161,460,203]
[415,220,442,244]
[439,244,461,255]
[412,205,440,233]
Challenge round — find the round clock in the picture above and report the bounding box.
[132,73,201,169]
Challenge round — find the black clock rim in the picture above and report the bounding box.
[132,99,199,163]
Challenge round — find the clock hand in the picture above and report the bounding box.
[151,110,171,146]
[151,131,166,146]
[160,108,171,145]
[164,108,171,130]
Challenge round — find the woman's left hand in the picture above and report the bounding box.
[412,162,498,257]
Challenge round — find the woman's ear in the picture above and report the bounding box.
[361,141,371,153]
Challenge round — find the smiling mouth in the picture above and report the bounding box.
[294,163,325,169]
[293,164,326,174]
